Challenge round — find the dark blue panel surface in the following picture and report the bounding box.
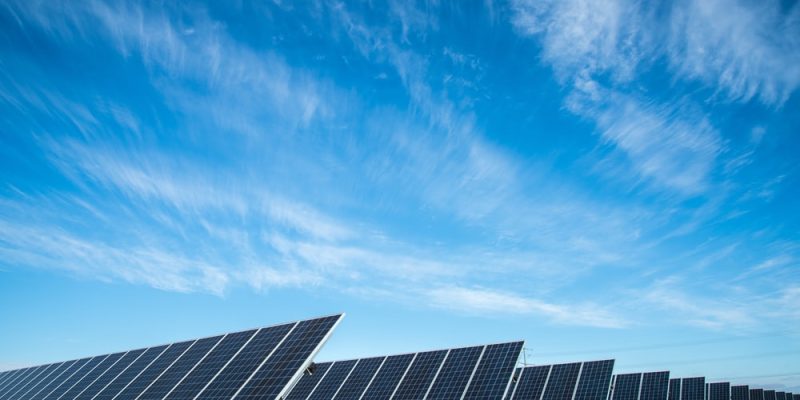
[575,361,615,400]
[308,360,357,400]
[76,349,146,400]
[463,341,524,400]
[115,341,194,400]
[138,336,222,399]
[94,345,168,400]
[0,366,38,399]
[235,315,340,400]
[3,364,56,399]
[732,386,750,400]
[393,350,447,400]
[360,354,415,400]
[43,356,106,400]
[612,374,642,400]
[285,362,332,400]
[333,357,384,400]
[510,365,549,400]
[541,362,582,400]
[60,352,125,399]
[426,346,483,400]
[29,359,84,400]
[669,379,681,400]
[640,372,670,400]
[709,383,731,400]
[682,378,705,400]
[196,323,294,400]
[751,389,764,400]
[165,330,256,400]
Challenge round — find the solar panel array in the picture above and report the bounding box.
[0,315,342,400]
[286,341,524,400]
[731,386,749,400]
[507,359,615,400]
[610,372,670,400]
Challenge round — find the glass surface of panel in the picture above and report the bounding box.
[60,353,126,400]
[764,391,776,400]
[510,366,549,400]
[709,383,731,400]
[43,357,106,400]
[332,357,384,400]
[463,342,524,400]
[612,374,642,400]
[138,336,222,400]
[750,389,764,400]
[0,366,39,399]
[234,315,340,400]
[18,362,74,400]
[30,359,86,400]
[4,364,58,399]
[94,345,168,400]
[392,350,447,400]
[360,354,415,400]
[164,330,256,400]
[307,360,357,400]
[574,361,615,400]
[285,363,332,400]
[541,363,582,400]
[731,386,750,400]
[640,372,670,400]
[681,378,706,400]
[114,341,194,400]
[426,346,484,400]
[75,349,146,400]
[197,323,294,400]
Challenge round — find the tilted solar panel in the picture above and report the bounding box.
[307,359,357,400]
[669,379,681,400]
[612,374,642,400]
[332,357,384,400]
[541,362,581,400]
[765,390,777,400]
[681,378,705,400]
[359,354,415,400]
[731,385,749,400]
[709,383,731,400]
[573,360,614,400]
[425,346,483,400]
[393,350,447,400]
[463,342,524,400]
[640,372,669,400]
[284,362,333,400]
[508,365,549,400]
[0,315,342,400]
[751,389,764,400]
[777,393,786,400]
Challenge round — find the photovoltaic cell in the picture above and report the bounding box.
[731,386,750,400]
[61,353,126,400]
[426,346,484,400]
[5,364,58,399]
[235,315,341,400]
[0,366,39,399]
[308,360,358,400]
[765,390,777,400]
[509,366,549,400]
[463,342,524,400]
[750,389,764,400]
[75,349,146,400]
[197,323,295,400]
[29,359,83,400]
[332,357,384,400]
[682,378,706,400]
[0,370,23,392]
[360,354,415,400]
[777,393,786,400]
[165,330,256,400]
[542,363,582,400]
[574,361,615,400]
[669,379,681,400]
[44,356,106,400]
[612,374,642,400]
[139,335,223,399]
[709,383,731,400]
[640,372,670,400]
[392,350,447,400]
[114,341,197,399]
[94,345,169,400]
[284,362,332,400]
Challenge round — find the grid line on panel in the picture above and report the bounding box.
[357,357,387,400]
[541,362,582,400]
[80,349,147,400]
[101,345,170,400]
[229,321,300,400]
[360,354,415,400]
[668,380,681,400]
[63,353,128,400]
[5,364,57,399]
[0,366,42,399]
[612,374,642,400]
[574,361,615,400]
[0,369,25,393]
[681,378,705,400]
[332,357,384,400]
[190,328,259,400]
[511,365,550,400]
[41,357,102,400]
[54,354,113,400]
[426,346,483,400]
[507,368,523,400]
[116,341,194,400]
[331,360,360,400]
[571,362,584,400]
[392,350,448,400]
[234,315,341,400]
[162,333,238,400]
[196,322,295,400]
[422,350,450,400]
[284,362,332,400]
[308,360,358,400]
[462,341,524,400]
[389,353,417,400]
[30,359,85,400]
[138,336,222,400]
[14,363,66,400]
[639,372,670,400]
[708,383,730,400]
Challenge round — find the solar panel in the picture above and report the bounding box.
[284,362,333,400]
[306,359,358,400]
[508,365,549,400]
[681,378,705,400]
[792,394,799,400]
[731,386,749,400]
[1,315,342,400]
[777,393,786,400]
[426,346,484,400]
[360,353,415,400]
[463,342,524,400]
[751,389,764,400]
[541,362,582,400]
[669,379,681,400]
[765,390,776,400]
[709,383,730,400]
[393,350,448,399]
[574,360,614,400]
[640,372,670,400]
[332,356,384,399]
[612,374,641,400]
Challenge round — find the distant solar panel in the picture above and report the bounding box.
[612,374,641,400]
[640,372,669,400]
[508,360,614,400]
[288,341,523,400]
[777,393,787,400]
[792,394,799,400]
[669,379,681,400]
[574,360,615,400]
[731,385,749,400]
[681,378,705,400]
[765,390,777,400]
[0,315,342,400]
[284,362,332,400]
[751,389,764,400]
[709,383,730,400]
[541,362,581,400]
[508,365,549,400]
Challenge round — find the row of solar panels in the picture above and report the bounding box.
[1,314,796,400]
[0,315,342,400]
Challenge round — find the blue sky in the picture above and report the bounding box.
[1,0,799,391]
